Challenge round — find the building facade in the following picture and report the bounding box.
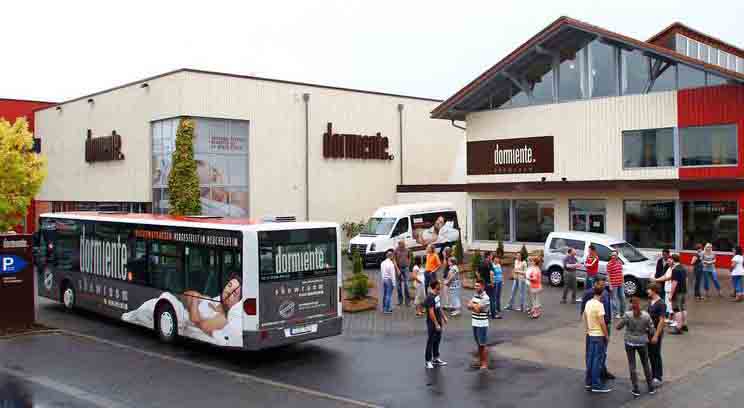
[34,69,463,235]
[0,98,55,233]
[401,17,744,265]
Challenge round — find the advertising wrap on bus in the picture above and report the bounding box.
[258,229,338,329]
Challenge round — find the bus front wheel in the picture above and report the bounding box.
[62,282,76,311]
[155,303,178,344]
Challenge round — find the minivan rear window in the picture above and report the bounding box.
[549,238,585,256]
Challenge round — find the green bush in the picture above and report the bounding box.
[470,250,482,281]
[347,249,369,299]
[520,244,529,261]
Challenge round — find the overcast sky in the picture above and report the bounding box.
[3,0,743,102]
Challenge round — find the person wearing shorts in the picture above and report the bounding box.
[468,279,490,370]
[669,254,688,335]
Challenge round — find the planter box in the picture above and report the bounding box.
[342,296,378,313]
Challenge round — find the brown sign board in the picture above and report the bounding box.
[467,136,554,175]
[0,233,35,329]
[85,129,125,163]
[322,122,394,160]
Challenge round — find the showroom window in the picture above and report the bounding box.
[588,40,617,98]
[622,128,675,168]
[682,201,738,252]
[558,48,586,102]
[472,200,510,242]
[624,201,676,249]
[514,200,555,243]
[680,124,737,166]
[152,117,249,216]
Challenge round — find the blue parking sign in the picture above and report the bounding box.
[0,255,27,275]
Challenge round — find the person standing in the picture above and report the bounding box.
[468,279,490,370]
[584,284,612,393]
[424,280,448,369]
[607,251,626,318]
[691,244,705,301]
[562,248,581,304]
[380,249,396,314]
[506,252,528,311]
[616,296,656,397]
[646,283,666,387]
[478,252,497,319]
[393,240,412,306]
[527,257,543,319]
[702,243,721,297]
[585,245,600,290]
[412,257,426,317]
[669,254,688,334]
[440,247,452,309]
[581,277,615,381]
[732,246,744,302]
[655,249,670,301]
[491,256,504,319]
[424,245,441,296]
[445,257,462,316]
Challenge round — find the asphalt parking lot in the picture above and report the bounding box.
[3,267,744,408]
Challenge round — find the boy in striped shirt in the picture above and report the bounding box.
[607,251,626,318]
[468,279,490,370]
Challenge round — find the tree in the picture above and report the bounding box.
[347,249,369,299]
[168,118,201,216]
[0,118,46,231]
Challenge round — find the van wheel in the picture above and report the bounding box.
[61,282,76,311]
[155,304,178,344]
[548,267,564,287]
[624,277,639,297]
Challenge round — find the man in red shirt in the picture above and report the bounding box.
[585,245,600,290]
[607,251,626,319]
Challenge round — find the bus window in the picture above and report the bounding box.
[150,243,184,293]
[186,247,219,298]
[127,239,150,285]
[54,219,81,271]
[222,251,242,282]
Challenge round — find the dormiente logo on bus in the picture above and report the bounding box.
[80,226,128,280]
[493,144,536,166]
[275,246,327,274]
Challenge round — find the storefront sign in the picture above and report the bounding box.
[322,122,394,160]
[85,129,125,163]
[467,136,554,175]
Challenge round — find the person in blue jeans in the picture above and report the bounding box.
[584,284,612,393]
[380,250,396,314]
[491,256,504,319]
[393,241,412,306]
[701,243,721,297]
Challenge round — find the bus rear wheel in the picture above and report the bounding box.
[155,303,178,344]
[61,282,76,311]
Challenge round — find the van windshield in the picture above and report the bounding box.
[361,218,396,236]
[611,242,648,263]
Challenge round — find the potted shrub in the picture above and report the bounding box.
[343,249,378,313]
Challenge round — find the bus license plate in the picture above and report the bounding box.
[285,324,318,337]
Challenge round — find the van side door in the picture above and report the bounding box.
[390,217,411,247]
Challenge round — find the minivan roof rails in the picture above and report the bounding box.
[262,216,297,223]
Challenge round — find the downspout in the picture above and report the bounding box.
[450,120,466,131]
[398,104,404,184]
[303,93,310,221]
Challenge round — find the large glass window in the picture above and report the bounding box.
[472,200,510,242]
[706,73,728,87]
[152,117,249,216]
[680,124,738,166]
[559,48,584,102]
[589,40,616,98]
[621,49,649,95]
[624,201,676,249]
[515,200,555,242]
[530,63,554,104]
[678,64,706,89]
[649,57,676,93]
[683,201,738,251]
[622,128,675,168]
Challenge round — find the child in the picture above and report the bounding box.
[445,257,462,316]
[527,257,543,319]
[412,257,426,317]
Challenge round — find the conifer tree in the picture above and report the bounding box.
[168,118,201,215]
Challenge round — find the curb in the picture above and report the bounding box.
[0,329,63,340]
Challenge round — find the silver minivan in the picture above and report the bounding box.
[542,231,656,296]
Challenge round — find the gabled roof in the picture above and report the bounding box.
[432,16,744,120]
[648,22,744,59]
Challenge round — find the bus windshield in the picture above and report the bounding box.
[360,218,396,236]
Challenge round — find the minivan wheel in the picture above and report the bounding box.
[624,276,639,297]
[548,267,564,287]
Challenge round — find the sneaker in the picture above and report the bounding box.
[425,361,434,369]
[604,372,616,380]
[652,378,663,387]
[504,305,513,311]
[585,385,592,391]
[576,297,583,302]
[450,310,461,317]
[515,307,522,312]
[649,387,656,395]
[433,358,448,366]
[493,314,503,320]
[670,328,683,335]
[631,389,641,398]
[615,314,623,319]
[591,386,613,393]
[682,325,689,332]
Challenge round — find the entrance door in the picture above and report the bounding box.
[570,211,605,233]
[588,213,605,233]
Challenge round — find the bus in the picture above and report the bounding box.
[37,212,343,350]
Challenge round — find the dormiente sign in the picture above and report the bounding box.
[322,122,393,160]
[467,136,554,175]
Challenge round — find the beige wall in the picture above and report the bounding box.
[36,70,463,225]
[466,91,679,184]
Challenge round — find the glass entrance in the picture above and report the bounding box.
[569,200,607,233]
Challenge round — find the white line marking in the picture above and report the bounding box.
[60,330,383,408]
[0,365,130,408]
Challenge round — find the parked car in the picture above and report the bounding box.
[348,202,460,266]
[542,231,655,296]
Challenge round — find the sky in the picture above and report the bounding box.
[3,0,743,103]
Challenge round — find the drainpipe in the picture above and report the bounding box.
[303,93,310,221]
[450,120,466,131]
[398,104,404,185]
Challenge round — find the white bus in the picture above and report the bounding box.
[37,212,343,350]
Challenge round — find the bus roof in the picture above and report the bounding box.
[39,212,338,232]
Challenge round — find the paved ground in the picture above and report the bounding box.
[3,265,743,407]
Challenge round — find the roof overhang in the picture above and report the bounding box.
[432,16,744,121]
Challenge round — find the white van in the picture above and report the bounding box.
[542,231,656,296]
[348,202,461,266]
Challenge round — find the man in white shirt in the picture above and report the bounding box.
[468,279,490,370]
[381,249,397,314]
